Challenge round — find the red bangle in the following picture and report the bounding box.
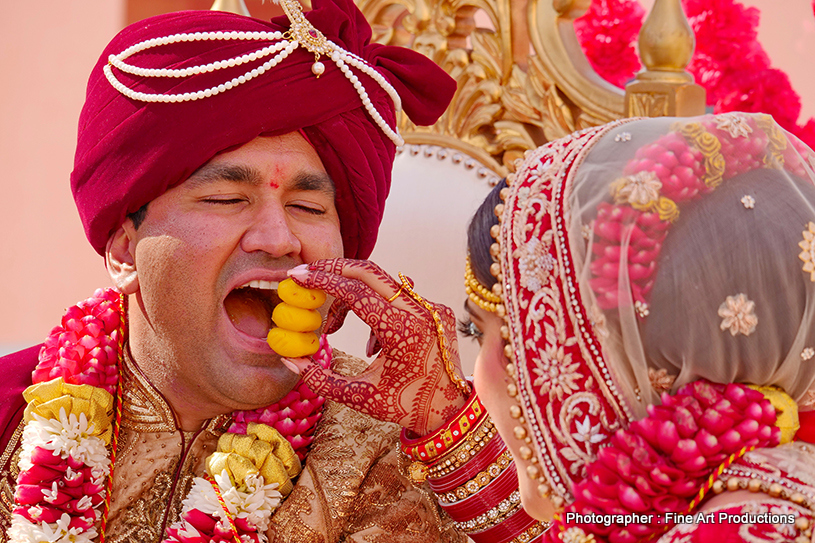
[400,385,485,462]
[440,462,519,521]
[467,506,541,543]
[428,435,507,493]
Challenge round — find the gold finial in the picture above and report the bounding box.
[210,0,251,16]
[637,0,694,82]
[624,0,705,117]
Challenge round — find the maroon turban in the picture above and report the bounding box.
[71,0,455,259]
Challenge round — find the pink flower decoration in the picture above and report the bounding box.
[33,288,123,395]
[574,0,644,89]
[575,0,815,149]
[229,334,331,461]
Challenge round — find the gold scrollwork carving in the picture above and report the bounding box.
[552,0,592,19]
[357,0,704,172]
[357,0,625,174]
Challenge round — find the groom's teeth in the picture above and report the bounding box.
[241,280,279,290]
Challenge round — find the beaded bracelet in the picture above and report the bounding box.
[506,521,547,543]
[454,491,522,532]
[467,506,545,543]
[409,416,496,484]
[437,449,515,504]
[428,436,508,493]
[401,385,485,462]
[426,418,497,479]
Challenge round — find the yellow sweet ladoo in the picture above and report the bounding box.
[266,278,326,358]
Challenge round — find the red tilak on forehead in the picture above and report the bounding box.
[269,164,285,189]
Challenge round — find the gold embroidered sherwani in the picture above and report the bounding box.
[0,349,464,543]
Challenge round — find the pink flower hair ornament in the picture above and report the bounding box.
[542,380,780,543]
[589,112,814,314]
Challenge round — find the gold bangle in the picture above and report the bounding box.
[454,491,522,532]
[507,521,548,543]
[427,419,499,479]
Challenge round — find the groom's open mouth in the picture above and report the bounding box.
[223,280,282,339]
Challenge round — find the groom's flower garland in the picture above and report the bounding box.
[163,337,331,543]
[8,288,124,543]
[8,288,330,543]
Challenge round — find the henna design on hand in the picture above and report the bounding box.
[324,299,350,335]
[294,258,467,435]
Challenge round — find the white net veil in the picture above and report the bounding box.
[567,113,815,417]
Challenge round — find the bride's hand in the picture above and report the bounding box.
[283,258,468,436]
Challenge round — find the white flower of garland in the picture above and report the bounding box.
[164,470,283,542]
[10,408,111,543]
[170,470,282,538]
[17,409,110,476]
[8,512,99,543]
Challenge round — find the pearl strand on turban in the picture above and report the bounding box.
[103,2,405,146]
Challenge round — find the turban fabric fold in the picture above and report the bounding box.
[71,0,456,259]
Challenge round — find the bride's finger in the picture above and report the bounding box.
[296,258,405,303]
[281,357,349,401]
[285,357,392,418]
[289,267,407,333]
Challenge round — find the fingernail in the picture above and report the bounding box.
[281,358,301,375]
[287,264,309,279]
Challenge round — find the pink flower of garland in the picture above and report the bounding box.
[228,334,331,461]
[33,288,123,394]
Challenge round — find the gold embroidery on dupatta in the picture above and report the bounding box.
[346,449,464,543]
[268,485,327,543]
[502,124,631,501]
